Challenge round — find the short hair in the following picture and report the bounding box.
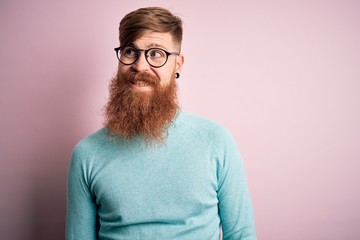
[119,7,183,50]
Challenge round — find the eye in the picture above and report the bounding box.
[148,49,166,58]
[122,47,137,57]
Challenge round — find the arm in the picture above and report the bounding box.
[66,144,98,240]
[217,129,256,240]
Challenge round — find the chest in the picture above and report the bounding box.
[90,143,219,225]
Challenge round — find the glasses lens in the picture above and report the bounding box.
[147,48,167,67]
[119,46,138,64]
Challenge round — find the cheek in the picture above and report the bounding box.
[157,68,176,87]
[118,65,130,74]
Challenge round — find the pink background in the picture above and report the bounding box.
[1,0,360,239]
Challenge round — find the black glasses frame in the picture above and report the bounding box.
[114,46,180,68]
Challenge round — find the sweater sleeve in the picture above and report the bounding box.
[216,128,257,240]
[66,143,98,240]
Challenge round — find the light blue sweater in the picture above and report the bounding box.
[66,111,256,239]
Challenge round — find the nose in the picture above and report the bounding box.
[131,51,150,72]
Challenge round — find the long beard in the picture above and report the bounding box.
[103,69,179,143]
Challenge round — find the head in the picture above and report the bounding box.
[119,7,183,51]
[104,7,185,143]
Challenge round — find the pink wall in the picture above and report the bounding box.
[1,0,360,239]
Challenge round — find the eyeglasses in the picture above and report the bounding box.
[114,46,180,68]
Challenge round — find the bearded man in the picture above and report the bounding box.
[66,7,256,240]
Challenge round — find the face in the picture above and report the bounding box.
[104,31,184,143]
[118,31,184,92]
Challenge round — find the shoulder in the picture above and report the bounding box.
[74,128,108,151]
[175,111,242,167]
[175,111,233,143]
[71,128,109,163]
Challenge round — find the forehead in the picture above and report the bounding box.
[132,32,175,50]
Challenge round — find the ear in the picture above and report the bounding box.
[175,54,184,74]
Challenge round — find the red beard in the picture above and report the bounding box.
[104,69,179,143]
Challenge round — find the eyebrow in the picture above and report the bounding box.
[147,43,166,49]
[130,42,167,50]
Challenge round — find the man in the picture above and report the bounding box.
[66,7,256,240]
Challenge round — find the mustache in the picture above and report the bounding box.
[119,70,160,87]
